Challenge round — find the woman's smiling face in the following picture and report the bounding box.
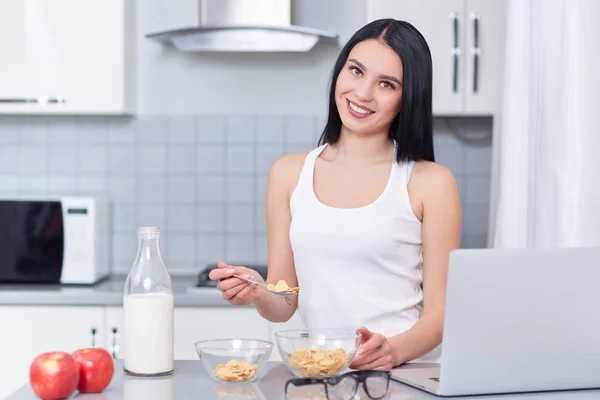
[335,38,404,136]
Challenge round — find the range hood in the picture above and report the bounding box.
[145,0,339,52]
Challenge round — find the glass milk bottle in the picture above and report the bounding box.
[123,227,174,376]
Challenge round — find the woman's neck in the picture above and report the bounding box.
[328,126,394,164]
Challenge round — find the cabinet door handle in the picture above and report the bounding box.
[110,327,120,359]
[450,12,460,93]
[471,13,481,93]
[0,97,66,104]
[90,327,97,348]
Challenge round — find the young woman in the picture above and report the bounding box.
[209,18,461,369]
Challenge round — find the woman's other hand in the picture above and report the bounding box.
[208,261,266,305]
[350,326,395,371]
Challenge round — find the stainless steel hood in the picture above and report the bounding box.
[145,0,339,52]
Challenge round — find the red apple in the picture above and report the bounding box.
[71,348,114,393]
[29,352,79,400]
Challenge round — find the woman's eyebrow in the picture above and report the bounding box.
[348,58,402,86]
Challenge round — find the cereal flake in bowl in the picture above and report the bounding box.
[275,329,361,378]
[194,339,273,383]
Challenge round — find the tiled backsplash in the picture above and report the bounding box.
[0,114,492,275]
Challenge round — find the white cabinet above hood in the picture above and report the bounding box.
[145,0,340,52]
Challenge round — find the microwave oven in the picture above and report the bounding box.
[0,196,110,285]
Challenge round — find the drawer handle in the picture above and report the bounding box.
[90,327,97,348]
[0,97,66,104]
[110,327,120,359]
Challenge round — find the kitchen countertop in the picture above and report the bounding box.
[7,360,600,400]
[0,274,232,307]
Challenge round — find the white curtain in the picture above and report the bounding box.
[488,0,600,248]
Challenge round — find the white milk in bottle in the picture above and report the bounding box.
[123,227,174,376]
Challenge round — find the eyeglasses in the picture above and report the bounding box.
[284,370,391,400]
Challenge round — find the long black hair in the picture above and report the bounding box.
[318,19,435,163]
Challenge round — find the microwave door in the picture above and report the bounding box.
[0,201,64,284]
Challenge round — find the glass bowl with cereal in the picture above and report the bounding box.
[194,339,273,383]
[275,329,361,378]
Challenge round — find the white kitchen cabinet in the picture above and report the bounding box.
[105,306,271,361]
[0,305,105,400]
[268,311,306,361]
[0,303,271,398]
[0,0,135,115]
[367,0,505,116]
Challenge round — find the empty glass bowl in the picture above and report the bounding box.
[194,339,273,384]
[275,329,362,378]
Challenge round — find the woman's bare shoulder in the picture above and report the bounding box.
[408,160,460,221]
[410,161,457,195]
[411,160,457,187]
[268,151,312,193]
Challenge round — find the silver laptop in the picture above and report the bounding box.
[391,247,600,397]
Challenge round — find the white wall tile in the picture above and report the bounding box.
[226,146,255,173]
[227,176,254,203]
[256,116,285,143]
[137,145,166,174]
[109,145,136,174]
[167,144,196,173]
[79,145,107,174]
[47,144,78,174]
[168,116,196,144]
[196,145,225,173]
[167,175,196,204]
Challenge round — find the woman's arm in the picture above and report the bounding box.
[253,153,307,323]
[387,162,462,365]
[349,162,461,370]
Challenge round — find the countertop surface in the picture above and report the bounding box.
[0,274,231,307]
[7,360,600,400]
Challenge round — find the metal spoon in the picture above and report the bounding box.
[232,274,299,298]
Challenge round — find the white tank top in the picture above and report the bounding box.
[289,143,441,363]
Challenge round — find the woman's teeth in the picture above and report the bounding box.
[349,102,372,114]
